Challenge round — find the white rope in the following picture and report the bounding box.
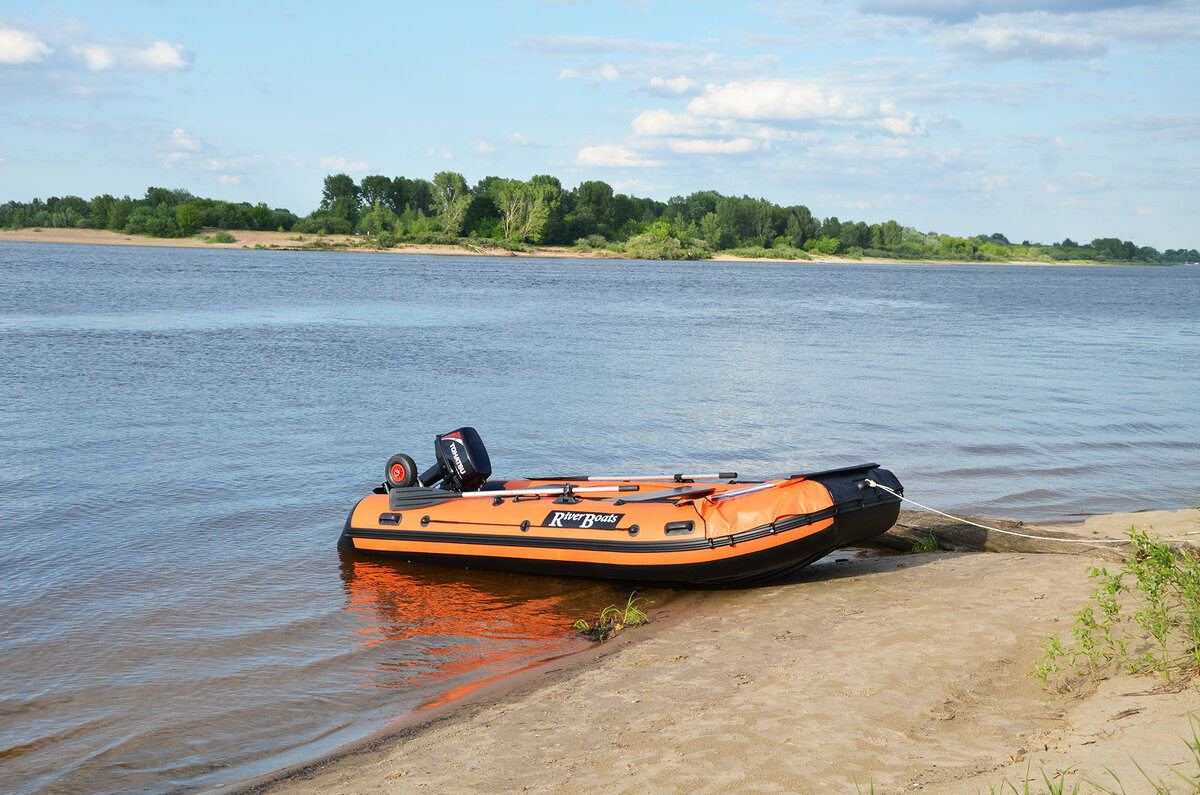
[864,479,1131,545]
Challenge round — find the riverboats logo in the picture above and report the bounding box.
[541,510,624,529]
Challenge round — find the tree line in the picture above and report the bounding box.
[3,174,1196,265]
[0,188,298,239]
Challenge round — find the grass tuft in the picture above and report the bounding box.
[573,592,649,643]
[907,532,940,554]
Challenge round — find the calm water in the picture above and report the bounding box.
[1,242,1198,792]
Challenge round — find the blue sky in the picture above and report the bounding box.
[2,0,1197,249]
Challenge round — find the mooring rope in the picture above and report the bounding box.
[864,479,1136,545]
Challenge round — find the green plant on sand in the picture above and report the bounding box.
[1034,526,1200,690]
[907,532,940,554]
[573,592,649,642]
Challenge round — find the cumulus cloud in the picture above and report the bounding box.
[632,109,721,137]
[0,27,53,63]
[648,75,699,97]
[72,43,115,70]
[171,128,203,152]
[666,137,759,154]
[1,19,191,77]
[638,80,927,142]
[858,0,1170,23]
[929,26,1107,61]
[131,41,191,71]
[321,155,370,172]
[575,143,662,167]
[688,80,878,121]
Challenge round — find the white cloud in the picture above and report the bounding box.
[1046,172,1112,193]
[131,41,192,72]
[172,128,203,152]
[1,20,191,75]
[473,139,494,153]
[648,75,699,97]
[575,143,662,167]
[929,26,1107,61]
[218,174,242,186]
[0,27,53,64]
[688,80,878,121]
[596,62,620,81]
[72,43,115,70]
[558,68,579,80]
[321,155,370,172]
[858,0,1171,23]
[513,34,699,56]
[426,146,453,160]
[666,137,759,154]
[67,38,193,73]
[632,109,708,137]
[637,80,927,146]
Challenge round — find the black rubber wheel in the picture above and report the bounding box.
[385,453,418,489]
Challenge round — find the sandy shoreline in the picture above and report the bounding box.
[1,227,1077,266]
[236,508,1200,794]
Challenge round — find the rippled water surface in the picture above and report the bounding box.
[1,243,1197,792]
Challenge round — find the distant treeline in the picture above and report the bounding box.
[0,188,298,239]
[4,174,1197,264]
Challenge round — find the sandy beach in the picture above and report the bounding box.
[237,508,1200,794]
[0,227,1069,266]
[0,227,616,259]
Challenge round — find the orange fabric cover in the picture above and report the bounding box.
[695,478,834,539]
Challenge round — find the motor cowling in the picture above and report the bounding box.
[418,427,492,492]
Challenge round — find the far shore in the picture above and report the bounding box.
[239,507,1200,794]
[0,226,1115,267]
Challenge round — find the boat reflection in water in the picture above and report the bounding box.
[337,551,656,700]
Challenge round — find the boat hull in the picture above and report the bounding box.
[339,464,902,586]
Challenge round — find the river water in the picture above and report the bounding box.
[1,242,1197,792]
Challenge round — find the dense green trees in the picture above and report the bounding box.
[0,187,297,238]
[2,174,1194,264]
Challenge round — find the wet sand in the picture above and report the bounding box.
[239,509,1200,794]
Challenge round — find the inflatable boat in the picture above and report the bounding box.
[339,428,903,586]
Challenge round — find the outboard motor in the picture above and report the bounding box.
[418,427,492,492]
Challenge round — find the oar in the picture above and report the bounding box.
[531,472,738,483]
[708,482,777,500]
[459,483,640,498]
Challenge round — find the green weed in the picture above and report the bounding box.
[573,592,648,642]
[1034,527,1200,689]
[908,532,940,554]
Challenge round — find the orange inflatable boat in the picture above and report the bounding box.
[339,428,903,586]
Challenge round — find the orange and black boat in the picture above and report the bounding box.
[339,428,903,586]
